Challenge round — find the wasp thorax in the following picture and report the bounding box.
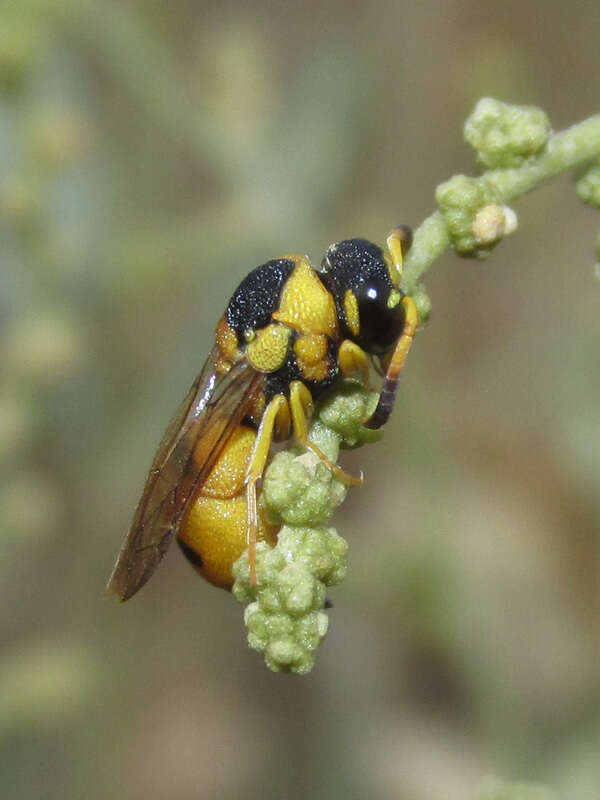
[322,237,406,355]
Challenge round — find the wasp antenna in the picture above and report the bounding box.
[364,296,418,430]
[386,225,413,282]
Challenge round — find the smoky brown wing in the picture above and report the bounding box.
[107,351,263,601]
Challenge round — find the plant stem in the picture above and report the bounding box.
[401,114,600,295]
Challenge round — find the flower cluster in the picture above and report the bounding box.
[232,382,380,673]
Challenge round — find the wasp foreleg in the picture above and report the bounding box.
[338,340,371,387]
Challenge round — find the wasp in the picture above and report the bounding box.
[107,226,418,599]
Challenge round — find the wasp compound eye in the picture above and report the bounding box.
[355,281,406,355]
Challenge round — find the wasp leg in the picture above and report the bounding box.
[338,339,371,387]
[245,394,287,585]
[273,391,291,441]
[289,380,363,487]
[363,296,418,430]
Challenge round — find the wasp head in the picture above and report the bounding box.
[321,228,412,355]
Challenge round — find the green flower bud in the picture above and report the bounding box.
[464,98,551,169]
[316,382,382,447]
[295,611,329,651]
[411,286,432,324]
[576,162,600,208]
[262,450,346,526]
[436,174,501,257]
[233,524,348,673]
[245,605,294,650]
[265,634,316,674]
[276,526,348,585]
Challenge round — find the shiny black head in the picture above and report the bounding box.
[321,236,408,355]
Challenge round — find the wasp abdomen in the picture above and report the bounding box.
[177,424,278,589]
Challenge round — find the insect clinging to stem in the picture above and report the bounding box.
[107,225,418,599]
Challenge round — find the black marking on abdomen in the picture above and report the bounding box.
[177,539,204,569]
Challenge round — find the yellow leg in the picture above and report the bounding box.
[245,394,287,585]
[364,296,418,430]
[289,381,363,487]
[338,339,371,387]
[273,392,291,441]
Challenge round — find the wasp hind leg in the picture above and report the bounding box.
[289,381,363,487]
[245,394,287,586]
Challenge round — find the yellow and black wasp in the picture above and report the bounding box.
[107,226,418,599]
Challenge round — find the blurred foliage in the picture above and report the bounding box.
[478,776,557,800]
[0,1,599,799]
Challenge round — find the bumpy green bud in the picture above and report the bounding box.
[262,450,346,526]
[276,526,348,585]
[464,98,551,169]
[264,636,309,674]
[244,602,293,646]
[317,381,382,447]
[576,161,600,208]
[436,174,502,257]
[277,562,325,616]
[232,542,285,603]
[233,530,345,673]
[411,286,432,324]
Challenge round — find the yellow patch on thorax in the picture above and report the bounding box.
[272,256,338,337]
[293,333,330,382]
[294,333,328,365]
[246,322,292,373]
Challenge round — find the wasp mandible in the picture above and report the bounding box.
[108,226,418,599]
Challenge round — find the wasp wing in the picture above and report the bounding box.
[107,349,263,601]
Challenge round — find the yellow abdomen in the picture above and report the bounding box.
[177,425,278,589]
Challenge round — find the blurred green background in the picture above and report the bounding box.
[1,1,599,798]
